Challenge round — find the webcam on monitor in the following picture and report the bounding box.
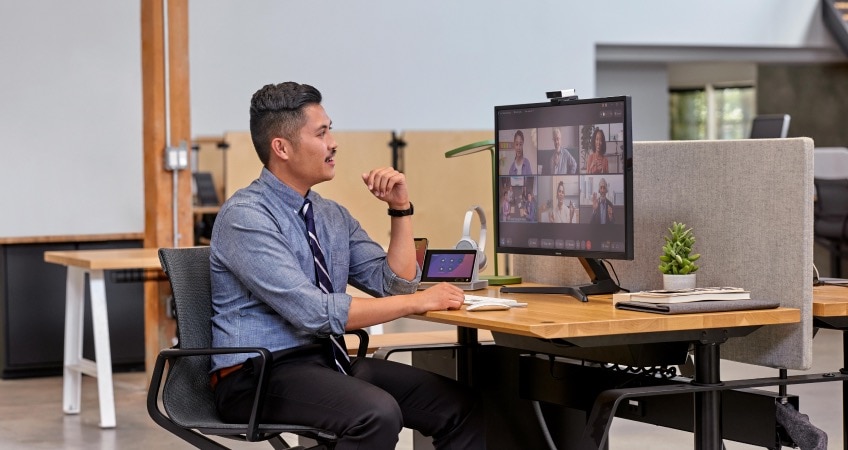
[546,89,578,101]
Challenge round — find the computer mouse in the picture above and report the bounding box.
[466,301,511,312]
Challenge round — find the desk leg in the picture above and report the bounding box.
[89,270,116,428]
[456,327,478,385]
[693,341,722,450]
[62,266,86,416]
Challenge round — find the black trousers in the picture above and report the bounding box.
[215,345,485,450]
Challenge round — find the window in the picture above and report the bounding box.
[670,84,755,140]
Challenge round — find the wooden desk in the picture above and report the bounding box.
[415,285,800,450]
[44,248,161,428]
[418,286,799,340]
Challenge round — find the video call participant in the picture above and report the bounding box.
[549,128,578,175]
[590,177,615,224]
[586,127,609,174]
[508,130,533,175]
[548,180,577,223]
[209,82,485,449]
[522,191,537,222]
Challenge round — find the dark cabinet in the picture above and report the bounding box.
[0,240,145,378]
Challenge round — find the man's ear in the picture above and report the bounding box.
[270,137,291,161]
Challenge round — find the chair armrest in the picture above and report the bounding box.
[148,346,274,442]
[345,329,370,358]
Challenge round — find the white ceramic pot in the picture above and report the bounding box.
[662,273,696,291]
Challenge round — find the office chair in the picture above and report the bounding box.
[193,172,220,245]
[149,246,369,449]
[813,148,848,278]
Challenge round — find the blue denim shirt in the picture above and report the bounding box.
[209,168,420,371]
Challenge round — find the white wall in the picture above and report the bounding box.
[0,1,142,238]
[0,0,840,238]
[190,0,839,135]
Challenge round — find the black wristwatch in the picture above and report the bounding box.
[387,203,414,217]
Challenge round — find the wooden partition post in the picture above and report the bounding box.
[141,0,192,373]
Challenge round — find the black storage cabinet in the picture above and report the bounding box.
[0,240,145,378]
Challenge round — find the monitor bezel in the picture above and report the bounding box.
[493,95,634,261]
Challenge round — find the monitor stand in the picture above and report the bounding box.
[498,258,620,302]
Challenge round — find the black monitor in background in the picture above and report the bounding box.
[749,114,790,139]
[193,172,220,206]
[494,95,633,301]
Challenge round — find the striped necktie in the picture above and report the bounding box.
[299,198,351,375]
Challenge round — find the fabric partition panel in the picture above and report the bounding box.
[515,138,814,370]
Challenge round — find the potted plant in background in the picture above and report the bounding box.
[658,222,700,290]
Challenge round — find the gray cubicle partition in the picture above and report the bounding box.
[516,137,814,370]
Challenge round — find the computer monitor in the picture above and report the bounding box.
[749,114,790,139]
[494,95,633,299]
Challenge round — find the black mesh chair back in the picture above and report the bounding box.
[148,246,338,449]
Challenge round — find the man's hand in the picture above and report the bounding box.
[362,167,409,209]
[410,283,465,314]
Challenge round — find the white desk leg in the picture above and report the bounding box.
[89,269,116,428]
[62,266,85,416]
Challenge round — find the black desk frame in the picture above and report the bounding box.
[814,315,848,450]
[450,325,848,450]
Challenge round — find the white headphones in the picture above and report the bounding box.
[456,205,487,270]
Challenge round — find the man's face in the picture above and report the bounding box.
[288,104,337,189]
[598,180,608,199]
[514,134,524,159]
[553,131,561,151]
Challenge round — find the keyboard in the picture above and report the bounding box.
[463,294,527,307]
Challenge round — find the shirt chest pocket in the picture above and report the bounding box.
[328,248,350,290]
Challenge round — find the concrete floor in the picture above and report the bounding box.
[0,322,843,449]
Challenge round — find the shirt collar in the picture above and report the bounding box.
[258,167,313,211]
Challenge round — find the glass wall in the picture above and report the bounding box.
[670,85,755,140]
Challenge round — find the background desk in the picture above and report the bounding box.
[44,248,161,428]
[812,284,848,450]
[414,286,800,450]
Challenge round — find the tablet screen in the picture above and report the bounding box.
[421,249,477,283]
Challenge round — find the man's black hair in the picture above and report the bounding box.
[249,82,322,166]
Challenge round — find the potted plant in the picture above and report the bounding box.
[658,222,700,290]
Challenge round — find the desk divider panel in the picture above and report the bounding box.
[515,138,814,370]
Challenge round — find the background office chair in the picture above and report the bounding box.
[149,246,369,449]
[192,172,220,245]
[813,147,848,278]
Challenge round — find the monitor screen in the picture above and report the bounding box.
[494,96,633,263]
[749,114,790,139]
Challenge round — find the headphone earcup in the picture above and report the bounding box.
[457,206,487,270]
[456,238,486,271]
[456,237,477,251]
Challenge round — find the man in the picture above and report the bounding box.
[590,177,615,224]
[209,82,485,449]
[549,128,578,175]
